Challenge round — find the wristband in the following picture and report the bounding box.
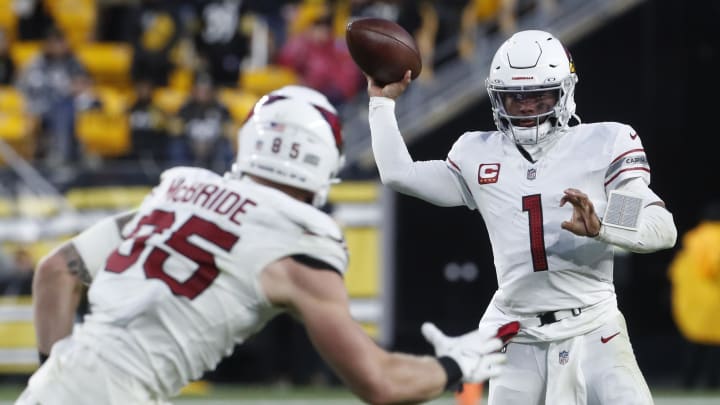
[438,356,462,391]
[39,352,49,365]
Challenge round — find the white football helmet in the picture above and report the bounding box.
[233,96,344,207]
[486,30,579,145]
[264,85,338,114]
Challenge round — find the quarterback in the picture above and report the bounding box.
[366,30,677,404]
[17,87,508,404]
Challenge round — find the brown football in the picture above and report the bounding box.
[346,18,422,86]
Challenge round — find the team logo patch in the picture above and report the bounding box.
[559,350,569,365]
[527,168,536,180]
[478,163,500,184]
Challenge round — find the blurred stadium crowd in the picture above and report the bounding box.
[0,0,561,385]
[0,0,554,292]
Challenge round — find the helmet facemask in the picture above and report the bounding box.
[485,30,579,146]
[488,76,576,145]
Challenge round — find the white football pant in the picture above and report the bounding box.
[15,338,168,405]
[489,312,653,405]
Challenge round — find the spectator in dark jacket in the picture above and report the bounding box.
[126,77,171,170]
[0,29,15,84]
[192,0,250,86]
[16,27,87,164]
[128,0,183,86]
[167,72,234,173]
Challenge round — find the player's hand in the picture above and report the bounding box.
[366,70,412,100]
[560,188,601,237]
[421,323,506,383]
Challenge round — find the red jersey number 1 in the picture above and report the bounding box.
[522,194,549,272]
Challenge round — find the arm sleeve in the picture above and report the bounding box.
[368,96,465,207]
[594,178,677,253]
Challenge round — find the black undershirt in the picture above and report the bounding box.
[291,254,341,275]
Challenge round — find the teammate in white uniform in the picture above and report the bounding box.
[17,87,508,405]
[366,30,677,404]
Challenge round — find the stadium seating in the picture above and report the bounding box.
[95,85,131,115]
[0,86,26,113]
[239,65,298,96]
[9,41,41,69]
[44,0,97,47]
[0,113,30,142]
[168,68,194,92]
[75,110,130,157]
[474,0,503,21]
[218,87,260,123]
[76,42,133,87]
[153,87,188,115]
[0,112,35,164]
[289,0,328,35]
[9,40,132,88]
[0,0,17,42]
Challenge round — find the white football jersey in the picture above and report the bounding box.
[446,122,654,314]
[73,167,348,398]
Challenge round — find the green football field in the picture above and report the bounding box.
[1,384,718,404]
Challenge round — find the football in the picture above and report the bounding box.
[346,18,422,86]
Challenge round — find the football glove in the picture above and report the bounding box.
[421,322,507,384]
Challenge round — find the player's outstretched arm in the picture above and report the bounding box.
[33,211,135,359]
[33,242,86,358]
[261,257,504,404]
[366,72,466,207]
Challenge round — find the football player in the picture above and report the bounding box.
[17,87,508,405]
[366,30,677,405]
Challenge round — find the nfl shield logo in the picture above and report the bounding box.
[527,168,536,180]
[559,350,569,365]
